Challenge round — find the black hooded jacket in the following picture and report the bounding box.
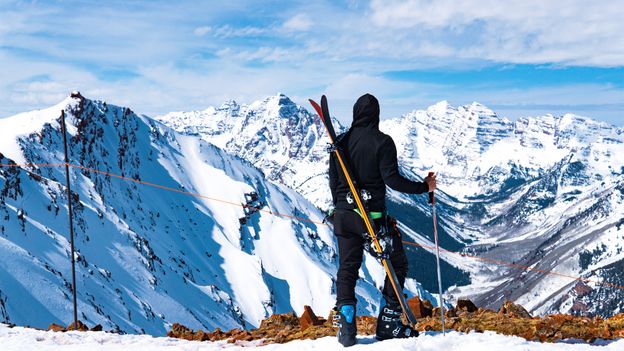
[329,94,429,212]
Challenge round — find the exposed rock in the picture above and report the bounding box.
[299,305,324,330]
[499,300,532,318]
[167,323,195,340]
[457,299,478,313]
[574,282,593,297]
[168,301,624,344]
[47,323,65,332]
[408,296,433,318]
[67,320,89,331]
[90,324,103,332]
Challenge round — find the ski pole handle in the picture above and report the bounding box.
[428,172,435,205]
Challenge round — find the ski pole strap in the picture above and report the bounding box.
[353,208,384,220]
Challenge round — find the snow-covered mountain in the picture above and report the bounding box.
[159,95,624,318]
[381,102,624,317]
[0,93,431,335]
[159,94,341,210]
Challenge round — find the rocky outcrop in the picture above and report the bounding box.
[46,320,102,332]
[168,299,624,345]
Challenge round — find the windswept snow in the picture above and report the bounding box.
[1,324,622,351]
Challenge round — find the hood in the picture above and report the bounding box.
[351,93,380,129]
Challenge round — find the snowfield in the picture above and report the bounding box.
[1,324,622,351]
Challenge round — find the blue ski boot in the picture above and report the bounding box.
[333,304,357,347]
[375,298,419,340]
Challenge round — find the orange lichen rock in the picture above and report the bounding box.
[167,301,624,344]
[408,296,433,318]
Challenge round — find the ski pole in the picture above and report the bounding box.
[428,171,445,335]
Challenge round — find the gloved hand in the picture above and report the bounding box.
[424,173,437,192]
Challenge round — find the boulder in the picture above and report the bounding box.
[67,320,89,331]
[499,300,532,318]
[299,305,323,330]
[47,323,65,332]
[407,296,433,318]
[457,299,478,313]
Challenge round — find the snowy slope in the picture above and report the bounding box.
[0,93,431,334]
[159,94,342,210]
[380,103,624,317]
[159,96,624,318]
[2,323,623,351]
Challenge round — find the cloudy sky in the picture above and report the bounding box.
[1,0,622,125]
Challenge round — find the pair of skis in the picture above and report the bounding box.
[309,96,419,328]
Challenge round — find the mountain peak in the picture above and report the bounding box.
[70,90,84,100]
[217,99,240,115]
[269,93,295,107]
[464,101,496,116]
[427,100,453,114]
[0,92,85,163]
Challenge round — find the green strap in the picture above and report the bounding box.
[353,208,384,220]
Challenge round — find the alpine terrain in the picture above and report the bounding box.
[159,95,624,318]
[0,92,432,335]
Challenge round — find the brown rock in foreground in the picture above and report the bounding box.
[299,305,324,330]
[67,320,89,331]
[47,323,66,332]
[168,301,624,345]
[47,320,103,333]
[457,299,478,313]
[408,296,433,318]
[499,300,532,318]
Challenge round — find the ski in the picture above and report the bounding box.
[309,95,418,328]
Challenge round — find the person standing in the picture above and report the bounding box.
[329,93,436,347]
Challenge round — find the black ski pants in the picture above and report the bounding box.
[334,209,409,306]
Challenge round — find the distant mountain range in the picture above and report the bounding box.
[160,94,624,318]
[0,91,621,336]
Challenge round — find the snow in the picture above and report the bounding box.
[158,95,624,318]
[0,96,79,164]
[3,93,624,337]
[1,324,622,351]
[0,95,397,334]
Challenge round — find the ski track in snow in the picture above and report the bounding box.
[1,324,622,351]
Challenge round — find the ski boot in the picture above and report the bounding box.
[375,298,419,340]
[333,304,357,347]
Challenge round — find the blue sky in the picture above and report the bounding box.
[1,0,622,125]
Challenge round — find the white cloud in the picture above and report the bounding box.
[211,25,267,38]
[369,0,624,67]
[216,46,299,63]
[283,14,312,31]
[193,26,211,36]
[0,0,622,127]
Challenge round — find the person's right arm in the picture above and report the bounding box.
[378,136,430,194]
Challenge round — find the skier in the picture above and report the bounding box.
[329,93,436,347]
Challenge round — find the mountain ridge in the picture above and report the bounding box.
[0,92,437,334]
[159,94,624,318]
